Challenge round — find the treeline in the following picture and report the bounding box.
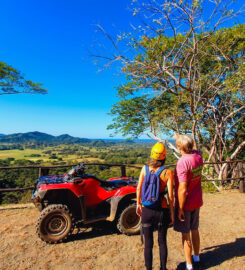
[0,144,24,150]
[0,140,113,151]
[0,159,40,204]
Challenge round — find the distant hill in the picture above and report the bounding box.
[0,134,5,136]
[0,131,92,144]
[55,134,91,144]
[90,139,107,147]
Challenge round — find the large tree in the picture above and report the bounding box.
[0,61,47,95]
[95,0,245,184]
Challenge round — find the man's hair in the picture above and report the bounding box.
[176,134,194,154]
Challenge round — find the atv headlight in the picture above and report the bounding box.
[32,189,47,202]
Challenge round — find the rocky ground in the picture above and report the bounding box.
[0,190,245,270]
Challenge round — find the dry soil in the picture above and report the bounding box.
[0,190,245,270]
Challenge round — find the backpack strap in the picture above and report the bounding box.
[155,166,166,177]
[145,164,150,175]
[156,166,168,197]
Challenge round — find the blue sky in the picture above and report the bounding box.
[0,0,244,138]
[0,0,134,138]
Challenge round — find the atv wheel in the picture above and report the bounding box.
[117,204,141,235]
[36,204,74,244]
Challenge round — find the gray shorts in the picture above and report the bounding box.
[174,208,200,234]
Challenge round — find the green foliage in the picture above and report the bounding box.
[201,182,218,193]
[90,0,243,169]
[0,61,47,95]
[0,144,24,150]
[0,158,39,204]
[108,23,245,163]
[49,154,58,159]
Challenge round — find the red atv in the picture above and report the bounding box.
[32,163,141,243]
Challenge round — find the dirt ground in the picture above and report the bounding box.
[0,190,244,270]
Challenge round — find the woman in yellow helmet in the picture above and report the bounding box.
[136,142,174,270]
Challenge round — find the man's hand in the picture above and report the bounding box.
[178,208,185,222]
[136,203,142,216]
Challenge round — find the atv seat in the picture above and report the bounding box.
[99,179,130,190]
[81,175,135,190]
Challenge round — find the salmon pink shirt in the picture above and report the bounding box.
[175,150,203,210]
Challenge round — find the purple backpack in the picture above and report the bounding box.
[141,165,166,208]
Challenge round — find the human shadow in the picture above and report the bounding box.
[176,238,245,269]
[67,221,118,242]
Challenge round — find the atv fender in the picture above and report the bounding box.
[106,192,136,222]
[35,189,83,218]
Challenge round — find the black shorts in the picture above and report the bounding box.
[174,208,200,234]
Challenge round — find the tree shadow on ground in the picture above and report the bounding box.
[67,221,118,242]
[176,238,245,269]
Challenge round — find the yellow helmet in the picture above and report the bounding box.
[151,142,166,160]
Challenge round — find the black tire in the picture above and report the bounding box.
[36,204,74,244]
[117,204,141,235]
